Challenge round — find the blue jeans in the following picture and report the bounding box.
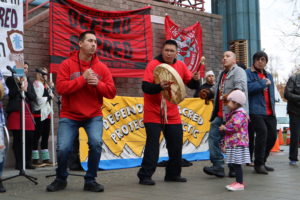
[208,117,224,168]
[55,116,103,182]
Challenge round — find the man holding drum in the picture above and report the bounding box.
[137,40,200,185]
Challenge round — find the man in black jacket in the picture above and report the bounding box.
[284,71,300,166]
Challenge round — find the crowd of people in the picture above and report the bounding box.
[0,31,299,193]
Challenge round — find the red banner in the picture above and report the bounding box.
[165,15,203,74]
[49,0,153,77]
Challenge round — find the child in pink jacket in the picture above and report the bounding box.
[219,90,250,191]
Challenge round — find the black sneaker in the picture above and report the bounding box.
[254,165,268,175]
[164,176,187,182]
[84,181,104,192]
[0,181,6,193]
[264,165,274,171]
[26,164,36,170]
[46,179,67,192]
[139,178,155,185]
[203,166,225,177]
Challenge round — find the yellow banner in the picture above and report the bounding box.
[80,96,212,167]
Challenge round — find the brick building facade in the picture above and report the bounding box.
[24,0,223,98]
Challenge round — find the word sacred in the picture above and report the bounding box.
[0,7,18,28]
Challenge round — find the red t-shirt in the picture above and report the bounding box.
[258,72,273,115]
[143,59,192,124]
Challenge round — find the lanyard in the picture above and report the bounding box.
[77,53,93,75]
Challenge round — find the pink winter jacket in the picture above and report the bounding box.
[223,107,249,148]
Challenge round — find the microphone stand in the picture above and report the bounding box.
[2,73,38,185]
[37,73,84,178]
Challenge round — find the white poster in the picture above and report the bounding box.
[0,0,24,76]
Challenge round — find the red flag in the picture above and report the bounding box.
[49,0,153,77]
[165,15,203,73]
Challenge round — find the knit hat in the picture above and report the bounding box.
[227,90,246,105]
[205,70,215,78]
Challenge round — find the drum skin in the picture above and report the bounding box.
[153,63,186,104]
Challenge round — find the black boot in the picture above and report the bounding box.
[254,165,268,174]
[203,166,225,177]
[0,180,6,193]
[264,165,274,171]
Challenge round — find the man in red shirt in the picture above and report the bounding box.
[137,40,200,185]
[46,31,116,192]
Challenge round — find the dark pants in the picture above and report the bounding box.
[289,114,300,161]
[250,114,277,166]
[232,164,243,184]
[12,130,34,169]
[137,123,183,179]
[33,117,50,150]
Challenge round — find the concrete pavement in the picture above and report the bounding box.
[1,146,299,200]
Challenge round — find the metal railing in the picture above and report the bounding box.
[155,0,205,11]
[24,0,49,22]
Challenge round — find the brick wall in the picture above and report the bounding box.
[24,0,223,98]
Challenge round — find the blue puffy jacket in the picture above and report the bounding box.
[246,66,276,116]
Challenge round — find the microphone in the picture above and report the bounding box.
[6,66,16,74]
[35,68,48,76]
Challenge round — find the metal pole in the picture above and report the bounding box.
[50,73,56,167]
[22,91,25,170]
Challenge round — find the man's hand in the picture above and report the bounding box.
[160,80,173,90]
[83,69,99,86]
[219,125,226,131]
[87,75,99,86]
[192,71,200,81]
[199,88,211,99]
[264,78,271,86]
[82,69,94,80]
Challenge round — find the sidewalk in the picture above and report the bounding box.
[1,146,299,200]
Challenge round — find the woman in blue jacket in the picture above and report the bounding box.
[246,51,277,175]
